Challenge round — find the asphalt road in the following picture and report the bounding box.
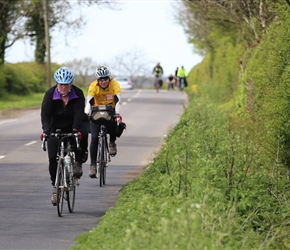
[0,89,188,250]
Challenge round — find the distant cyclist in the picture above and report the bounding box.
[166,74,175,90]
[177,66,188,90]
[152,62,164,90]
[175,67,179,88]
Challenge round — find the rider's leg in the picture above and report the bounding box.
[47,136,59,186]
[108,120,117,156]
[89,121,101,166]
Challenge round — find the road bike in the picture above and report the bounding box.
[96,124,111,187]
[90,105,112,187]
[179,77,186,91]
[42,130,80,217]
[167,79,175,90]
[154,76,163,93]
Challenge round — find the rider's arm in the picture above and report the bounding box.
[72,86,86,131]
[84,81,97,114]
[85,95,94,115]
[112,79,121,114]
[114,94,121,114]
[41,88,54,134]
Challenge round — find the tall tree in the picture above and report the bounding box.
[0,0,28,65]
[25,0,47,64]
[24,0,120,64]
[0,0,120,66]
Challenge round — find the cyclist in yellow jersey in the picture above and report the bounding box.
[177,65,188,89]
[85,65,122,178]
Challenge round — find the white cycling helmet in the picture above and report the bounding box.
[95,65,111,79]
[54,67,74,84]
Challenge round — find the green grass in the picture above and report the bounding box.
[0,93,43,110]
[70,89,290,250]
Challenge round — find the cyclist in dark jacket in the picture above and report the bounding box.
[41,66,89,205]
[152,62,164,77]
[152,62,164,89]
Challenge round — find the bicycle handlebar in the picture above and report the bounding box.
[41,131,81,152]
[42,135,47,151]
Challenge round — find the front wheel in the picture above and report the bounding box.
[99,138,105,187]
[67,175,76,213]
[155,82,160,93]
[179,78,184,91]
[154,77,161,93]
[56,160,64,217]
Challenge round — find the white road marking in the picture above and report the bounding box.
[133,89,141,98]
[0,119,17,126]
[25,141,37,146]
[0,155,5,159]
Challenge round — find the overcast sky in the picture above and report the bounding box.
[5,0,203,76]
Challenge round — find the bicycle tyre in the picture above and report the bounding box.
[56,160,64,217]
[102,158,106,186]
[99,137,105,187]
[179,78,184,91]
[67,175,76,213]
[102,138,108,186]
[155,82,159,93]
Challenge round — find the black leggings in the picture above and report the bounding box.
[89,120,117,166]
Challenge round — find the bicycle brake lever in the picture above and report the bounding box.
[42,138,46,151]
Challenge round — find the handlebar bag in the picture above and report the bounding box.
[91,105,114,123]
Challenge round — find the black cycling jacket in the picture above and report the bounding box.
[41,84,87,134]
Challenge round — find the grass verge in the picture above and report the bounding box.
[70,89,290,249]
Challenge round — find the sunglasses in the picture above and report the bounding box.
[99,77,110,82]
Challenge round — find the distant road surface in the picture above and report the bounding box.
[0,89,187,250]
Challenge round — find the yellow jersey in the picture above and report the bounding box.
[87,79,121,108]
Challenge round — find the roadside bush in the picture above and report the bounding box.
[0,62,48,96]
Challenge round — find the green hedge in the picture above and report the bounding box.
[0,62,63,97]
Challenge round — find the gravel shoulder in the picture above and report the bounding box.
[0,108,40,119]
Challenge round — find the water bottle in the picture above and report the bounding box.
[64,155,72,174]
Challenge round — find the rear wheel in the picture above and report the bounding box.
[56,160,64,217]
